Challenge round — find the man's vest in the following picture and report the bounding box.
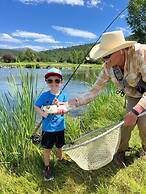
[113,65,146,95]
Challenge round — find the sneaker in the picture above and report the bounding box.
[44,165,54,181]
[113,151,126,168]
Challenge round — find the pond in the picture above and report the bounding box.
[0,66,101,116]
[0,67,100,97]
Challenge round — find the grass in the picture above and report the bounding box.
[0,72,42,171]
[0,71,146,194]
[0,167,40,194]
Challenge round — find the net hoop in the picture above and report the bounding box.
[63,121,124,151]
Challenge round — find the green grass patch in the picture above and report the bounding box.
[0,71,145,194]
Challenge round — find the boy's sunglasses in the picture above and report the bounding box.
[46,79,62,84]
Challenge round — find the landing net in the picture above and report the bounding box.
[63,121,123,170]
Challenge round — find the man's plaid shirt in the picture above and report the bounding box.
[79,43,146,109]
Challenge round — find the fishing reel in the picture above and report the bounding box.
[30,134,41,145]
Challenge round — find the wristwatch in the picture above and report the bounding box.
[131,108,139,116]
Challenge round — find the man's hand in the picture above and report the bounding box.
[124,111,138,127]
[56,109,66,114]
[68,98,80,107]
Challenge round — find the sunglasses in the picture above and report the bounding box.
[46,79,62,84]
[102,54,112,61]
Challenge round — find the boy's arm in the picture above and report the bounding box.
[34,105,48,118]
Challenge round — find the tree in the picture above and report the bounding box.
[24,48,38,62]
[127,0,146,43]
[2,54,16,63]
[17,48,39,62]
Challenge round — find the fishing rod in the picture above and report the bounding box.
[31,6,128,143]
[60,6,128,93]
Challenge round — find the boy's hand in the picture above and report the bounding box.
[53,98,63,106]
[40,111,48,118]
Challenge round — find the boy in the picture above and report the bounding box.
[34,67,68,181]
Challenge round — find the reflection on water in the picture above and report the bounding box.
[64,66,100,84]
[0,67,100,98]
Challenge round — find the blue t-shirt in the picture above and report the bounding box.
[35,91,68,132]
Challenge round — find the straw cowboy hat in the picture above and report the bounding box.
[89,31,136,60]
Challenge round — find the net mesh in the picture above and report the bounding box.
[63,121,123,170]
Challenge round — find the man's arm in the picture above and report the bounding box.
[133,47,146,114]
[69,67,110,107]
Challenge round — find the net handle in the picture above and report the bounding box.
[73,111,146,143]
[63,111,146,151]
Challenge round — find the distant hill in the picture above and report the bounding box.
[0,49,21,57]
[44,43,93,54]
[42,43,94,63]
[0,43,95,63]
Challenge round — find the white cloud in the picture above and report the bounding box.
[12,30,47,39]
[87,0,101,7]
[23,45,49,51]
[18,0,43,4]
[12,30,58,43]
[51,45,64,49]
[34,38,59,44]
[0,33,22,43]
[17,0,103,7]
[52,26,97,39]
[0,43,48,51]
[17,0,84,6]
[0,44,12,49]
[109,4,114,8]
[119,13,126,19]
[48,0,84,6]
[103,2,117,11]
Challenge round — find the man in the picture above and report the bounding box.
[69,30,146,164]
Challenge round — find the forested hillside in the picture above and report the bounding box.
[42,43,93,63]
[0,43,94,64]
[0,49,21,56]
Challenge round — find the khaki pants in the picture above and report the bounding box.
[118,96,146,152]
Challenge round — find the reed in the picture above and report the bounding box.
[0,72,41,171]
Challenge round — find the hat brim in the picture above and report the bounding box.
[89,41,136,60]
[45,72,63,80]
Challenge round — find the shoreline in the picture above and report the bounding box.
[0,62,101,69]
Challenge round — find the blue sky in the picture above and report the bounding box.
[0,0,130,51]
